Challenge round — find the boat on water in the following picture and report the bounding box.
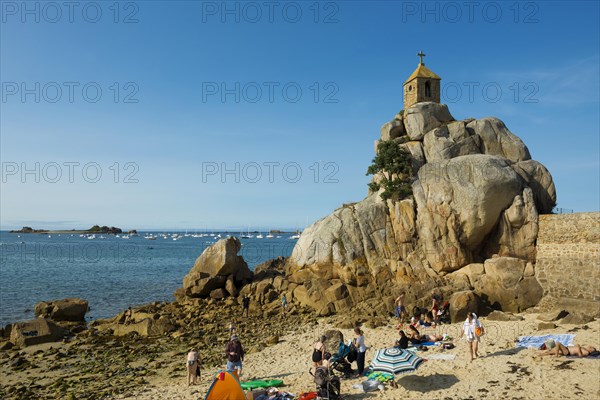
[289,234,300,239]
[145,235,157,240]
[266,233,274,238]
[256,234,264,239]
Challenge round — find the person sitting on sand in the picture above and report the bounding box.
[124,306,133,325]
[225,334,245,377]
[312,335,327,367]
[408,324,443,344]
[186,348,199,386]
[539,342,598,358]
[417,312,436,329]
[396,330,409,349]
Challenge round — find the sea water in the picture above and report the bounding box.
[0,231,297,327]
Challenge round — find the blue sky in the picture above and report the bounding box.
[1,0,598,231]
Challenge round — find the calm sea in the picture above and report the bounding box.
[0,231,297,327]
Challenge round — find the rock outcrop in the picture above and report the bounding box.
[266,102,559,317]
[177,237,253,300]
[9,319,64,347]
[34,298,89,322]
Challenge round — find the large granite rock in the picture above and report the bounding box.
[34,298,88,322]
[449,290,480,323]
[511,160,556,214]
[10,319,64,347]
[104,317,176,337]
[483,188,539,262]
[467,117,531,163]
[380,119,406,141]
[422,121,481,162]
[181,237,252,299]
[414,155,524,272]
[404,102,454,141]
[473,257,544,312]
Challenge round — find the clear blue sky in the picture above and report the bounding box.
[1,1,598,231]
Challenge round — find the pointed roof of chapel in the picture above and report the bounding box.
[404,63,441,84]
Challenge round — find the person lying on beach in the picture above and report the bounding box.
[538,343,598,358]
[408,325,443,344]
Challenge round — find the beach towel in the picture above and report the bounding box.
[366,371,395,382]
[424,353,457,360]
[408,341,438,348]
[516,334,575,349]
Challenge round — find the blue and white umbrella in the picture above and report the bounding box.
[369,347,424,375]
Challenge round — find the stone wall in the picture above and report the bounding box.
[535,212,600,316]
[403,78,440,109]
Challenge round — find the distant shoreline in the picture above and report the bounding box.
[5,228,300,234]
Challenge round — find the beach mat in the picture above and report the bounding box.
[516,334,575,349]
[240,379,283,390]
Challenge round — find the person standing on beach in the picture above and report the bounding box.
[312,335,327,367]
[460,312,481,362]
[186,348,199,386]
[225,334,245,377]
[394,292,407,322]
[281,294,288,315]
[431,290,441,323]
[229,319,236,335]
[353,327,367,376]
[242,296,250,318]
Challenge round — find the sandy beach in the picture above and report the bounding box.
[114,312,600,400]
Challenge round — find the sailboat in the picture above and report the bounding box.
[240,226,252,239]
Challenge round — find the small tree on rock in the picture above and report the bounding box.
[366,140,413,201]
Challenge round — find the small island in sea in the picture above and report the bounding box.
[9,225,131,235]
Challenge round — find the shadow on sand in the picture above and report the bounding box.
[484,346,526,358]
[398,373,459,392]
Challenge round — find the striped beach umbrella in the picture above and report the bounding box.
[369,347,424,375]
